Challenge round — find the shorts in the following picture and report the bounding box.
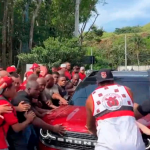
[95,116,145,150]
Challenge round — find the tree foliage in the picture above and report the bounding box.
[91,33,150,70]
[18,37,86,68]
[0,0,100,67]
[114,26,142,34]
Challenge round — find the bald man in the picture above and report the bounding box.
[45,74,68,106]
[66,74,81,96]
[37,77,57,109]
[21,74,38,88]
[65,62,71,71]
[9,80,65,150]
[28,74,38,81]
[71,74,81,89]
[64,62,72,80]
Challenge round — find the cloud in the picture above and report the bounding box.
[83,0,150,32]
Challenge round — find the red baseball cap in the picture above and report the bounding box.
[30,63,40,70]
[6,66,17,73]
[0,76,13,94]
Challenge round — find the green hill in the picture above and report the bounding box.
[101,23,150,40]
[142,23,150,32]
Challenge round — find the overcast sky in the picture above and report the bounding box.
[84,0,150,32]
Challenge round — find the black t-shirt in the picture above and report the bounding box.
[137,100,150,116]
[57,85,67,97]
[11,91,32,123]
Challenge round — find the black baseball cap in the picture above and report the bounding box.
[96,69,114,83]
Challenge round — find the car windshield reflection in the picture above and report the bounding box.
[69,76,150,106]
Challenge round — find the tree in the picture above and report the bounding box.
[114,26,141,34]
[29,0,42,50]
[2,0,8,68]
[18,37,86,68]
[91,26,103,36]
[131,34,145,67]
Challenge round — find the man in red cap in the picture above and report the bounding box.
[30,63,43,77]
[6,66,17,74]
[0,76,36,150]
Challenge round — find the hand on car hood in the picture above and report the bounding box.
[43,105,88,133]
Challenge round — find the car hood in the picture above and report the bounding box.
[43,105,88,133]
[43,106,150,134]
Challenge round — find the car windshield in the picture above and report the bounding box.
[69,76,150,106]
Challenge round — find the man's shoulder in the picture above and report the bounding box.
[40,90,47,98]
[52,84,58,89]
[12,91,30,105]
[15,91,28,98]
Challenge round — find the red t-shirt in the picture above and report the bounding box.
[38,74,43,77]
[0,99,18,149]
[65,71,72,80]
[22,80,27,87]
[79,72,86,80]
[72,72,75,77]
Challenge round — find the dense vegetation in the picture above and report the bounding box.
[0,0,100,68]
[114,26,142,34]
[1,0,150,72]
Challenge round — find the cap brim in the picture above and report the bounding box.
[97,78,114,83]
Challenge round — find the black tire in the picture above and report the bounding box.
[142,134,150,150]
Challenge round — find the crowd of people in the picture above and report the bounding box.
[0,62,86,150]
[2,62,150,150]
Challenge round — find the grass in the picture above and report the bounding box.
[101,32,114,39]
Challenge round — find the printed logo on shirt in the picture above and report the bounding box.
[102,93,123,110]
[101,72,107,78]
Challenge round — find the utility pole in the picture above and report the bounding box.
[91,48,93,70]
[125,34,127,71]
[75,0,80,37]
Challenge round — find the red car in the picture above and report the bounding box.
[39,71,150,150]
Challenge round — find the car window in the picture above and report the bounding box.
[69,77,150,106]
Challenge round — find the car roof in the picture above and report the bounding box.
[85,70,150,82]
